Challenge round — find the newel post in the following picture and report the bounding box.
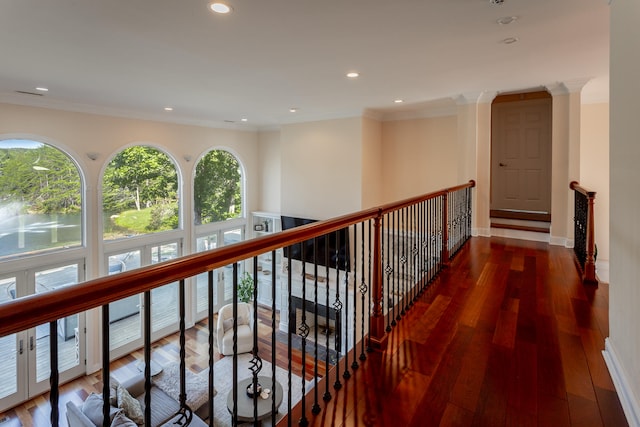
[584,191,597,284]
[368,210,387,349]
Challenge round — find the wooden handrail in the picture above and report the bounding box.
[0,180,475,338]
[569,181,597,284]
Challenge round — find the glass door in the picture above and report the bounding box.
[107,240,181,359]
[194,227,245,321]
[108,250,142,355]
[0,275,25,411]
[0,262,86,411]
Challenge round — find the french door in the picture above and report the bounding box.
[106,240,182,359]
[0,261,86,412]
[194,227,245,321]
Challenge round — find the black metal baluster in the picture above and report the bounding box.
[102,305,111,427]
[351,224,359,370]
[312,237,321,415]
[144,290,151,427]
[391,210,397,327]
[384,214,392,333]
[401,206,407,316]
[208,270,215,427]
[359,221,367,362]
[287,254,293,427]
[177,278,193,425]
[271,252,277,426]
[343,226,351,380]
[49,321,59,427]
[232,264,238,426]
[250,258,262,424]
[299,244,309,427]
[366,219,373,353]
[395,210,401,321]
[323,239,332,403]
[333,231,343,391]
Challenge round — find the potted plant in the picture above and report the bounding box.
[238,271,255,303]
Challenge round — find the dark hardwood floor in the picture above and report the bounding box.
[289,237,627,427]
[0,237,627,426]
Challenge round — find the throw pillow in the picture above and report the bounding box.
[81,393,119,425]
[116,384,144,425]
[110,410,137,427]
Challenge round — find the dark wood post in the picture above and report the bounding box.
[584,190,597,284]
[368,210,387,349]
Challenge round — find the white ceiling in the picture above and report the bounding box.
[0,0,609,130]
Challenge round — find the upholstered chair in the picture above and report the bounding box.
[216,302,254,356]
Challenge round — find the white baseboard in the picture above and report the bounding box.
[549,235,568,246]
[596,260,610,283]
[490,227,551,243]
[603,338,640,427]
[473,227,491,237]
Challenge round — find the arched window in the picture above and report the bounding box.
[102,146,179,240]
[0,139,82,258]
[193,149,243,225]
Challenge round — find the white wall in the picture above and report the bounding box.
[280,117,363,219]
[607,0,640,425]
[580,103,610,280]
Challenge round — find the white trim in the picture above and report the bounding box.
[549,235,568,246]
[490,227,551,243]
[596,260,610,283]
[603,338,640,427]
[473,227,491,237]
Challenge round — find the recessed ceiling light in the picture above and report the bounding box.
[496,16,518,25]
[289,108,298,113]
[346,72,360,78]
[164,107,173,111]
[501,37,519,44]
[210,2,232,14]
[35,87,48,92]
[394,99,404,104]
[241,118,248,122]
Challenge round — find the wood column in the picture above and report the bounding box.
[368,211,387,349]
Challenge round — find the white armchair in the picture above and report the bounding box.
[216,302,254,356]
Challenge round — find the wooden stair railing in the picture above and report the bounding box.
[0,180,475,426]
[570,181,598,284]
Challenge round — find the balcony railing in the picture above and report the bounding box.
[0,180,475,427]
[570,181,598,284]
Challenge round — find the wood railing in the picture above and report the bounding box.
[0,180,475,426]
[570,181,598,284]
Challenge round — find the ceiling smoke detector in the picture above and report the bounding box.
[490,0,505,5]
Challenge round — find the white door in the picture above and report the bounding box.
[0,262,86,412]
[491,97,552,216]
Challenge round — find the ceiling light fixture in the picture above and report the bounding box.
[501,37,519,44]
[496,16,517,25]
[210,2,232,14]
[289,108,298,113]
[346,72,360,78]
[35,87,49,92]
[241,118,248,122]
[164,107,173,111]
[394,99,404,103]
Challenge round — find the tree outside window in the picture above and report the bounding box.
[194,150,242,225]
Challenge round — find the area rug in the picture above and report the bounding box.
[211,353,314,426]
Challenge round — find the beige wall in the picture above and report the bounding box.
[380,115,458,203]
[361,117,382,209]
[280,117,363,219]
[580,103,610,273]
[608,0,640,423]
[257,129,282,213]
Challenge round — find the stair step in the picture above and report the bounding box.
[491,222,550,233]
